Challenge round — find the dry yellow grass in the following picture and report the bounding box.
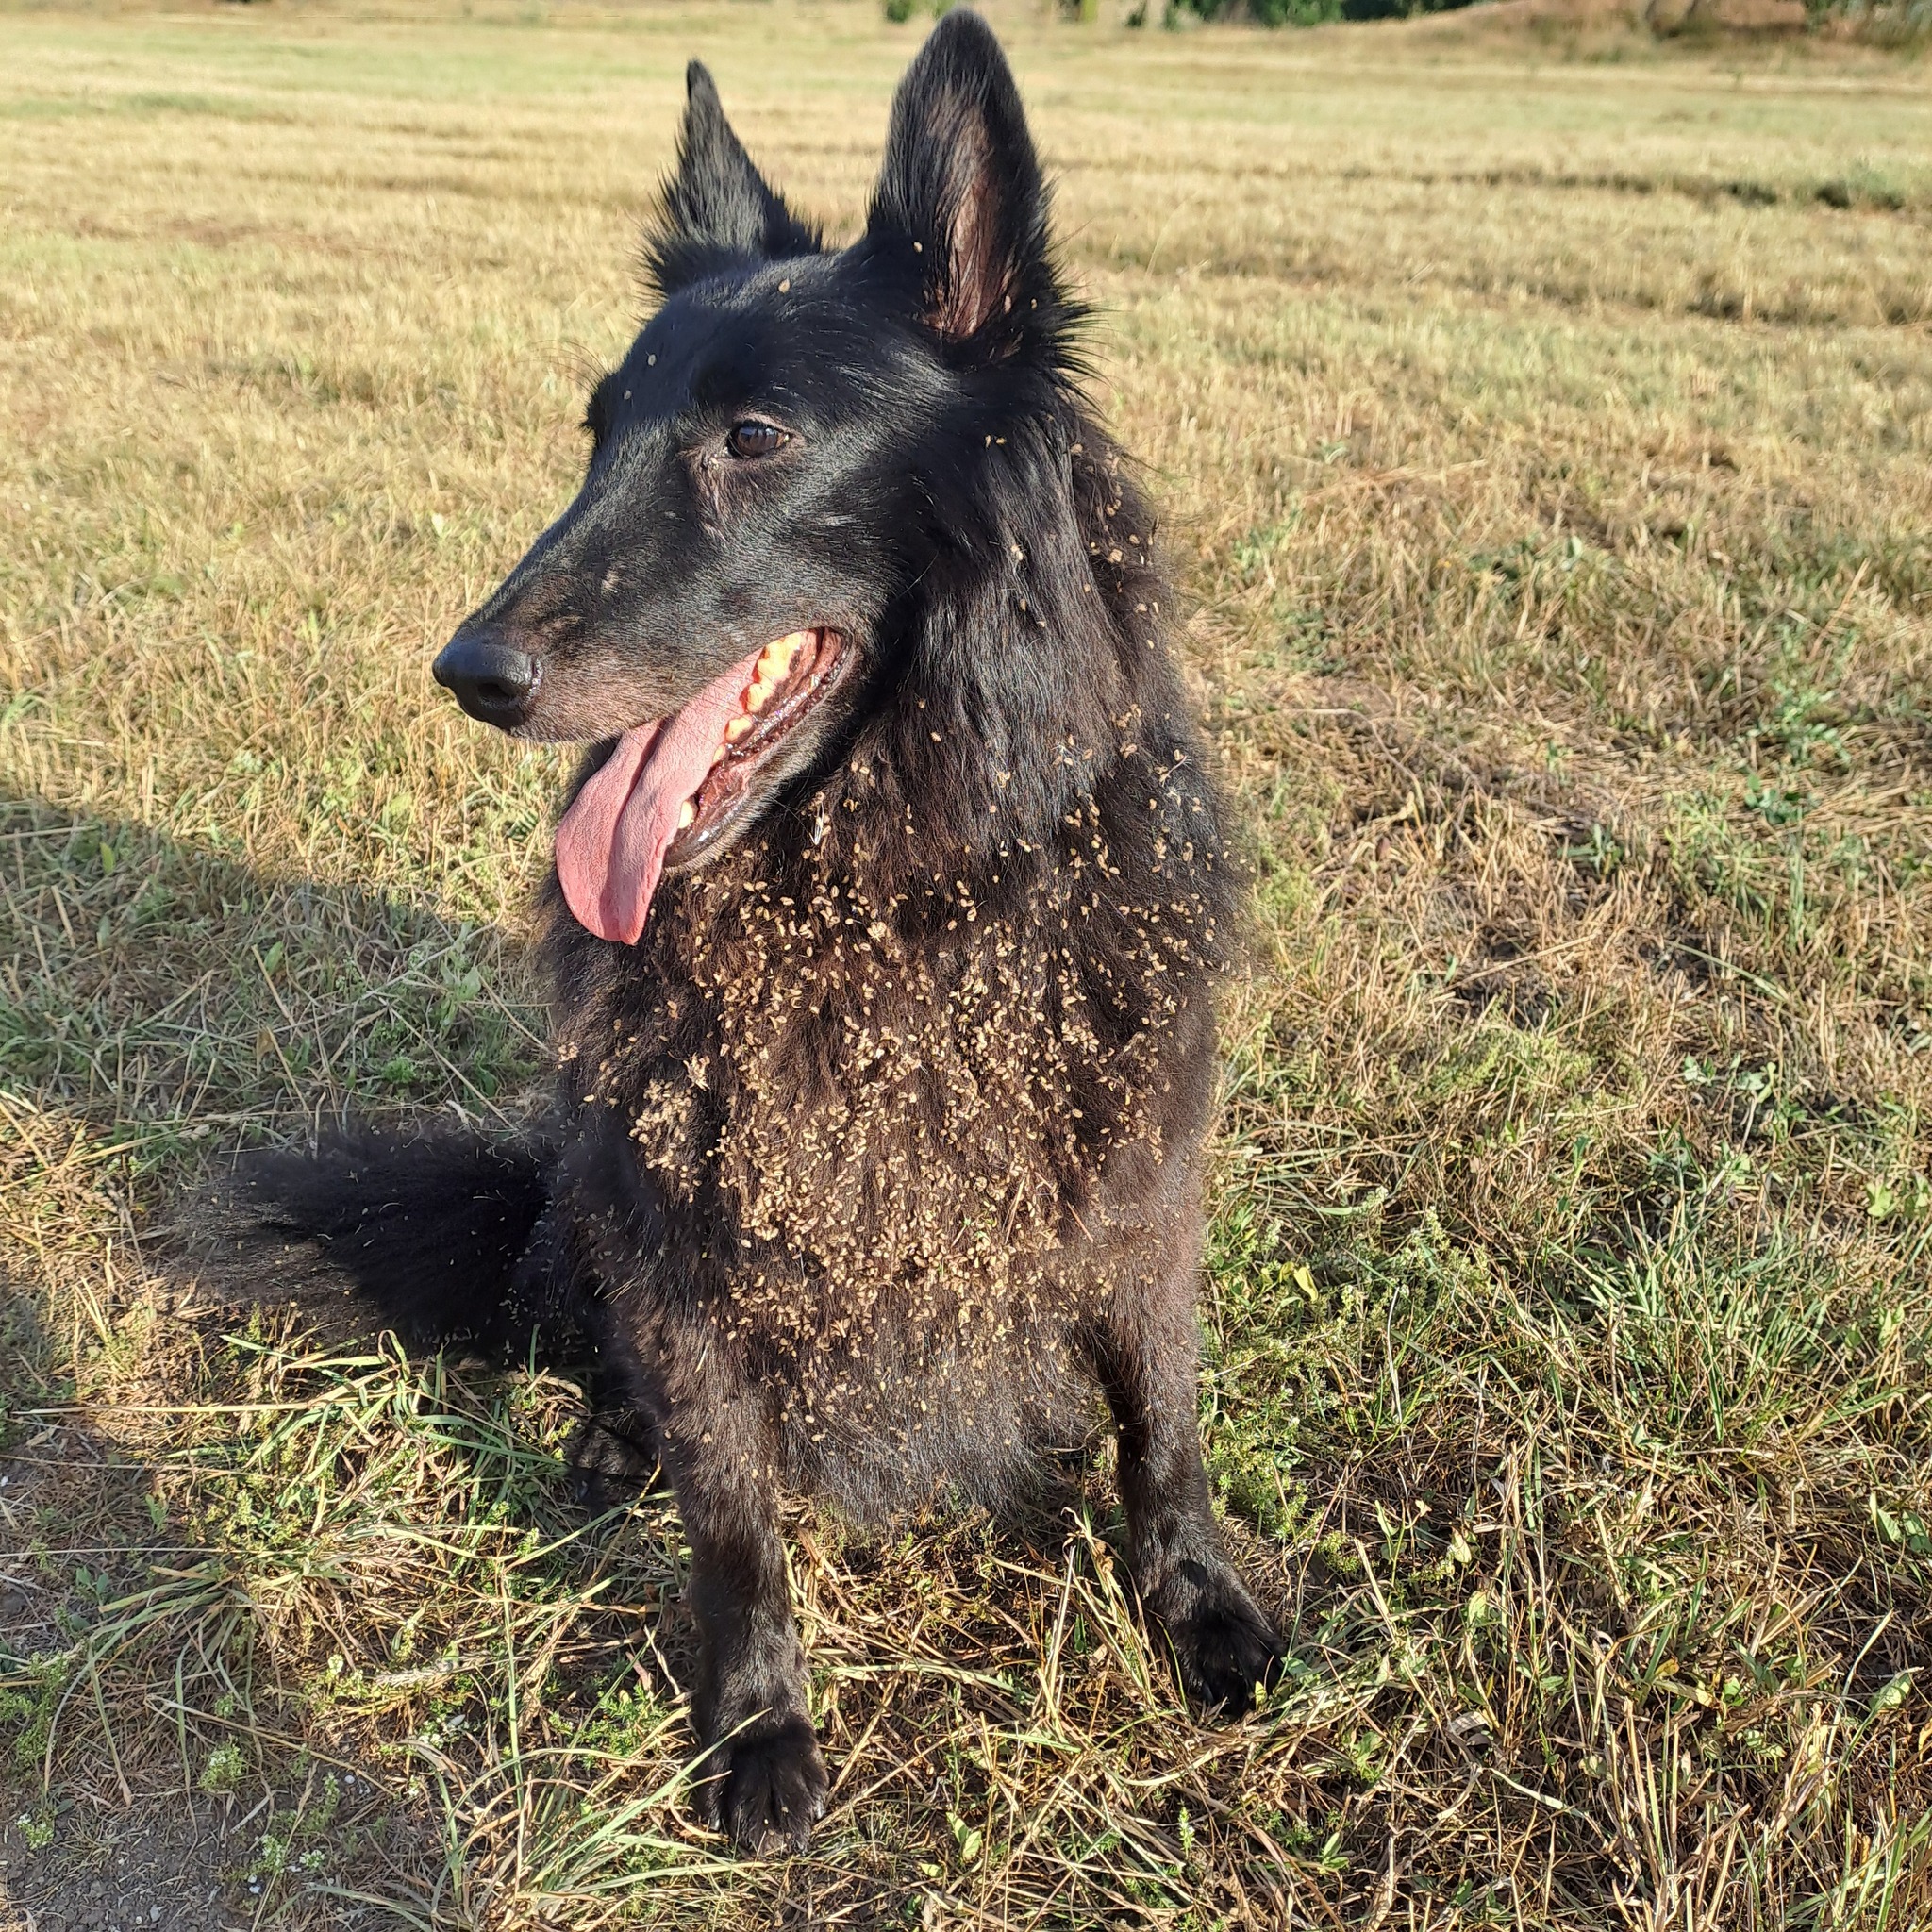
[3,3,1931,1927]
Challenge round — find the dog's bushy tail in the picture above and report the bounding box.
[197,1125,564,1357]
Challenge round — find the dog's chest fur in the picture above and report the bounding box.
[541,712,1231,1498]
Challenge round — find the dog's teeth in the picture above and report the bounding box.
[754,631,808,684]
[676,801,695,829]
[731,630,812,739]
[709,742,728,767]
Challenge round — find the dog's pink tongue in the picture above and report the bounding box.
[554,649,761,944]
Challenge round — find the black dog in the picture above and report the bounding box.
[236,12,1280,1851]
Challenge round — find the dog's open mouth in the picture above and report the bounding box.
[555,628,850,945]
[675,627,847,864]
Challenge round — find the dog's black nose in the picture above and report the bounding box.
[433,632,538,729]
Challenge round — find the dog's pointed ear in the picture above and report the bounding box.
[866,12,1057,352]
[645,61,820,294]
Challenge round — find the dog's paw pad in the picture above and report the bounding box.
[1158,1566,1284,1717]
[707,1712,828,1854]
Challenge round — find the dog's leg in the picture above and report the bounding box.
[664,1385,826,1851]
[1089,1279,1282,1714]
[547,1141,821,1843]
[505,1206,664,1513]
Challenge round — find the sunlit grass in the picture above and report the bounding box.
[2,2,1929,1924]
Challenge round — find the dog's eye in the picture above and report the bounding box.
[727,421,790,460]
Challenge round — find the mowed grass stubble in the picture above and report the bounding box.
[1,4,1930,1926]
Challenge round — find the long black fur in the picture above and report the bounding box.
[221,12,1280,1851]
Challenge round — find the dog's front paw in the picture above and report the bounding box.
[1152,1558,1283,1716]
[701,1710,828,1853]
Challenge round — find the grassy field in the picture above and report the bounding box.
[2,2,1931,1925]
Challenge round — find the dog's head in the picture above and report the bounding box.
[434,12,1081,944]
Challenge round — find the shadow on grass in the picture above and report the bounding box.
[0,787,543,1161]
[0,1267,430,1932]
